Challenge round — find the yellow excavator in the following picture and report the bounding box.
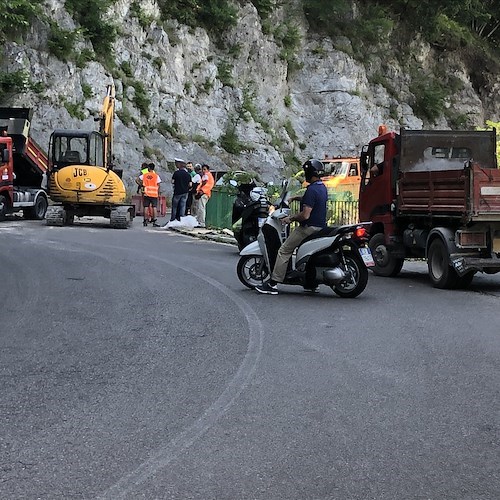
[46,83,135,228]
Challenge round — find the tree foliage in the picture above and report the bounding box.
[157,0,237,35]
[65,0,117,58]
[303,0,500,52]
[0,0,41,40]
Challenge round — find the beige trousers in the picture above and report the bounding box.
[196,194,209,226]
[271,225,321,283]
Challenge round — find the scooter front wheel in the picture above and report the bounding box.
[332,251,368,298]
[237,255,269,289]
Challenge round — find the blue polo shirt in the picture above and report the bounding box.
[300,180,327,228]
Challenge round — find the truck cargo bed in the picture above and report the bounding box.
[398,165,500,220]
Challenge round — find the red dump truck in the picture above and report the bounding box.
[359,127,500,288]
[0,108,49,220]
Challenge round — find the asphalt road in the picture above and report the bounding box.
[1,217,499,499]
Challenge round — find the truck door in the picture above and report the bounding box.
[359,140,393,222]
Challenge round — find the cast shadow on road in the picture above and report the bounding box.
[372,267,500,295]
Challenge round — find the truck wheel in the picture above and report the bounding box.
[369,233,404,277]
[24,195,48,220]
[427,238,459,289]
[0,194,7,220]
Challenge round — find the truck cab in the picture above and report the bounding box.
[0,108,48,220]
[321,156,361,199]
[359,127,400,236]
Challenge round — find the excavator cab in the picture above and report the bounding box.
[49,130,105,169]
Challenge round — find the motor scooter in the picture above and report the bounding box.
[231,181,269,251]
[236,181,375,297]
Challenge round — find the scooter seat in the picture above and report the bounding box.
[301,226,340,244]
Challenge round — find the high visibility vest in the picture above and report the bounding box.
[143,172,159,197]
[198,171,215,197]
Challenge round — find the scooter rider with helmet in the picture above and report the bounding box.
[256,159,328,295]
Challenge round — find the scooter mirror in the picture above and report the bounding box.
[229,179,238,187]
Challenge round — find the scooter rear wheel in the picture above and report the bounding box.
[332,251,368,298]
[237,255,269,289]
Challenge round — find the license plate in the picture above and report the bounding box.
[359,247,375,267]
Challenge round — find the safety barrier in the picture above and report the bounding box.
[205,188,359,229]
[131,195,167,216]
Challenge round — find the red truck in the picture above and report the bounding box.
[0,108,49,220]
[359,126,500,288]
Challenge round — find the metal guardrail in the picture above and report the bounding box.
[206,188,360,229]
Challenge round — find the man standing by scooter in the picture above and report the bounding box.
[256,159,327,295]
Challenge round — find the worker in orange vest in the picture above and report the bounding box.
[138,163,162,226]
[195,164,215,228]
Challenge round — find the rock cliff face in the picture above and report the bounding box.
[4,0,499,190]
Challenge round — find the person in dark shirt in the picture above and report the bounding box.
[256,159,328,295]
[169,158,192,222]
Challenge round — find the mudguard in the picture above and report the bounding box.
[426,227,457,256]
[239,240,262,256]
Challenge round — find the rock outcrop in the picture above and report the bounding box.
[3,0,499,191]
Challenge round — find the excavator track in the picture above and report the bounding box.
[45,205,65,226]
[110,206,132,229]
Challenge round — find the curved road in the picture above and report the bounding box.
[1,218,499,499]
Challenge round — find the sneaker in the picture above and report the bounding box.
[255,282,278,295]
[303,286,320,294]
[143,220,148,226]
[152,222,161,227]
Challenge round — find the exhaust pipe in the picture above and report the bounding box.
[322,267,346,284]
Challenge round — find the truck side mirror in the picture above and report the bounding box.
[360,151,369,172]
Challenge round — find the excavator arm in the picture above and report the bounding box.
[99,83,115,169]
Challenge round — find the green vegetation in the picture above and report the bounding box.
[274,22,302,73]
[130,81,150,117]
[201,78,214,94]
[0,0,41,40]
[304,0,500,52]
[65,0,117,59]
[48,24,78,61]
[63,99,86,120]
[117,107,138,127]
[217,60,233,87]
[130,1,156,29]
[251,0,276,20]
[158,120,180,139]
[75,49,94,68]
[283,119,297,141]
[81,83,93,100]
[143,145,164,160]
[157,0,237,40]
[120,61,133,78]
[240,86,258,122]
[304,0,499,123]
[409,74,448,123]
[220,122,247,154]
[0,70,42,102]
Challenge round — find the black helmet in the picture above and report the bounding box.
[303,159,324,182]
